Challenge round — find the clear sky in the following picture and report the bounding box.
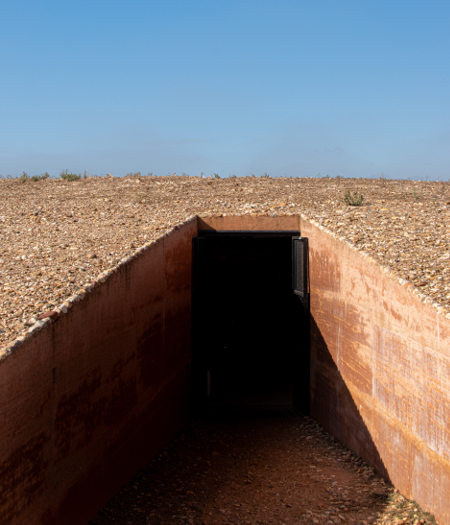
[1,0,449,179]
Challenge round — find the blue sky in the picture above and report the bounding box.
[1,0,449,179]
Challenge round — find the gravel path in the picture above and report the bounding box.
[88,412,437,525]
[1,175,450,349]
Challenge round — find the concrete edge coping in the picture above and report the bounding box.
[301,213,450,319]
[0,215,198,360]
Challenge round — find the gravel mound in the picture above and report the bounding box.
[1,175,449,349]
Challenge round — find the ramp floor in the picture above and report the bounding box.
[89,412,436,525]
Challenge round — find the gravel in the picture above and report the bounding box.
[1,175,450,349]
[89,412,436,525]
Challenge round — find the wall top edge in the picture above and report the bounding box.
[0,216,199,361]
[299,214,450,323]
[2,209,450,355]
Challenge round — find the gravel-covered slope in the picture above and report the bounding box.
[1,175,450,348]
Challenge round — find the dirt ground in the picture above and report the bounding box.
[89,412,437,525]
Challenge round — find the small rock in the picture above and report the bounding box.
[38,310,59,321]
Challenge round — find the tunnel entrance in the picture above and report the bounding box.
[192,231,310,414]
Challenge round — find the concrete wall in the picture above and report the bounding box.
[0,219,197,525]
[197,214,300,232]
[201,213,450,523]
[1,211,449,524]
[302,218,450,525]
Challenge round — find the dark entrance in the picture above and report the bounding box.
[192,231,310,414]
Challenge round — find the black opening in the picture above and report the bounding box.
[192,231,310,413]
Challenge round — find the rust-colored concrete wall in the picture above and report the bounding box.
[197,214,300,232]
[0,219,197,525]
[2,211,449,523]
[302,218,450,525]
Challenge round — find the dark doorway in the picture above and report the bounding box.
[192,231,310,413]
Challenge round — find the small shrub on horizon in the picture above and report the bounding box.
[262,173,270,178]
[343,190,364,206]
[60,170,81,181]
[214,173,221,179]
[19,171,29,183]
[30,172,50,182]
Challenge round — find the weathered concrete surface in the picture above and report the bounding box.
[1,212,449,524]
[197,214,300,231]
[0,219,196,525]
[302,218,450,525]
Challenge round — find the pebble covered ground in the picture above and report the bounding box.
[89,412,437,525]
[1,174,450,348]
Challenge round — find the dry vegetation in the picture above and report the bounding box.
[1,174,450,348]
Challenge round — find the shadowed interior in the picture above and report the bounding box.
[192,232,309,411]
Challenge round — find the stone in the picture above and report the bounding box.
[38,310,59,321]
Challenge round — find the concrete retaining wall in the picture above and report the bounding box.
[201,214,450,524]
[302,218,450,525]
[1,212,449,524]
[0,219,197,525]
